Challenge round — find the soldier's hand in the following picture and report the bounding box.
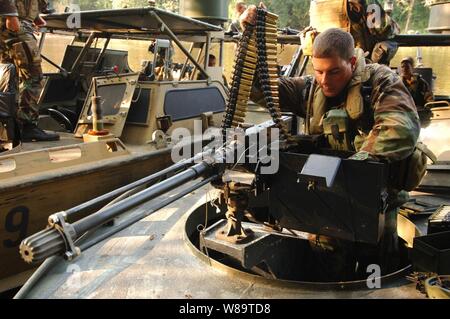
[5,16,20,33]
[349,151,379,162]
[239,2,267,31]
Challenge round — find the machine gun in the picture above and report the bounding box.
[19,9,389,281]
[18,117,289,264]
[19,114,389,282]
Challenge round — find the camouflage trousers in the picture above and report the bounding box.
[0,24,42,125]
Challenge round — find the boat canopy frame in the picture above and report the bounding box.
[39,7,226,80]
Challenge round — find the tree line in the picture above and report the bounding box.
[49,0,433,33]
[227,0,433,33]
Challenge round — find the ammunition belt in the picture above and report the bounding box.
[222,8,289,143]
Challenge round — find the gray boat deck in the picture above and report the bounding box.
[22,182,428,299]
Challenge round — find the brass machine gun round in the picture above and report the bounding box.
[222,8,291,144]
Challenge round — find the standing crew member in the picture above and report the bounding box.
[399,56,434,111]
[0,0,59,141]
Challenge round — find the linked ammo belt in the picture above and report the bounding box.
[222,8,290,144]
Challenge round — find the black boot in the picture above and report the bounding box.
[21,123,60,142]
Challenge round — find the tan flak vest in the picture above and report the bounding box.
[306,49,372,152]
[15,0,40,22]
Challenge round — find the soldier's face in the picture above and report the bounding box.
[400,62,413,78]
[312,55,356,97]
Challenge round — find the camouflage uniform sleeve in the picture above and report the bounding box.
[278,76,309,117]
[250,76,309,118]
[0,0,18,16]
[359,65,420,162]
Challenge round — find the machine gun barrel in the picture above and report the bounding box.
[74,160,211,235]
[19,116,288,264]
[64,151,208,220]
[78,174,219,253]
[19,159,215,264]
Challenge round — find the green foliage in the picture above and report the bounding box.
[409,0,431,32]
[50,0,179,11]
[228,0,309,30]
[269,0,310,30]
[392,0,431,32]
[50,0,431,33]
[155,0,179,12]
[79,0,112,10]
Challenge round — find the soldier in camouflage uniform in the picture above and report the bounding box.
[0,0,59,141]
[347,0,400,65]
[400,56,434,111]
[274,30,420,278]
[243,6,420,278]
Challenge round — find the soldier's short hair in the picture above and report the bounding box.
[313,28,355,61]
[401,56,414,67]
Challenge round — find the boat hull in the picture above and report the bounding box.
[0,146,172,292]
